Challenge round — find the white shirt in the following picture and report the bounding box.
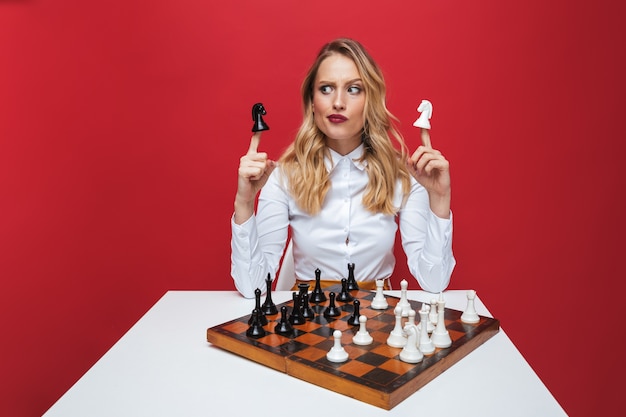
[231,144,455,298]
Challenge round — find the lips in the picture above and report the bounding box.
[328,114,347,123]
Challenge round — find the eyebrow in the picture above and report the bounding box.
[317,78,363,85]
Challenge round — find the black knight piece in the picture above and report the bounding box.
[251,102,269,132]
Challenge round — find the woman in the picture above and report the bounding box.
[231,38,455,298]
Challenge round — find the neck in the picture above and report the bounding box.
[325,137,362,156]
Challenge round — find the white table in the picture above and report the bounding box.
[43,290,567,416]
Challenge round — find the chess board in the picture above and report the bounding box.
[206,287,500,410]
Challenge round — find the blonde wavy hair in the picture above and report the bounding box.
[279,38,411,215]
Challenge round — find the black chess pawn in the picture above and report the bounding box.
[274,305,294,335]
[301,292,315,320]
[246,308,267,338]
[336,278,354,302]
[323,292,341,319]
[251,102,269,132]
[288,292,306,325]
[261,274,278,316]
[347,299,361,326]
[346,262,359,291]
[310,268,327,303]
[249,288,268,325]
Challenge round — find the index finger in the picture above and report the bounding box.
[248,132,261,154]
[420,128,432,149]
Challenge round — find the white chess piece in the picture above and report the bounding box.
[461,289,480,324]
[352,315,373,346]
[429,298,438,325]
[327,330,349,363]
[413,99,433,129]
[371,279,388,310]
[431,299,452,348]
[399,324,423,364]
[407,309,416,328]
[386,306,407,348]
[398,279,411,317]
[416,303,434,333]
[418,307,435,355]
[413,99,433,148]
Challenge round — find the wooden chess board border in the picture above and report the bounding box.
[207,289,500,410]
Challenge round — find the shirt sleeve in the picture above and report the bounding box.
[230,170,290,298]
[399,178,456,294]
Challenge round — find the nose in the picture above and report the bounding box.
[333,91,346,110]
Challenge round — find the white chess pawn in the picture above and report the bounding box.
[398,279,411,317]
[461,289,480,324]
[371,279,388,310]
[431,299,452,348]
[418,307,435,355]
[352,315,373,346]
[386,306,407,348]
[327,330,349,363]
[400,324,423,364]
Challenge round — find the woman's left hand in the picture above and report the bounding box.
[407,145,451,219]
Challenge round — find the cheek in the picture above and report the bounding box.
[312,94,324,112]
[351,102,365,123]
[313,112,326,132]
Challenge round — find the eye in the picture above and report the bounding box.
[347,85,362,94]
[320,85,333,94]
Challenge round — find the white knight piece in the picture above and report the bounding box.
[413,99,433,129]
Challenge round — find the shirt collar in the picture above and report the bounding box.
[325,144,367,172]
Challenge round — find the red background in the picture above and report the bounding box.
[1,1,625,416]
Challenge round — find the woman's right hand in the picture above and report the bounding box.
[233,134,276,224]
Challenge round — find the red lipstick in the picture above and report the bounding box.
[328,114,347,123]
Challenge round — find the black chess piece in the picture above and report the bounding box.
[310,268,327,303]
[336,278,354,302]
[261,274,278,315]
[347,299,361,326]
[346,262,359,291]
[251,102,269,132]
[297,282,309,298]
[301,292,315,320]
[274,305,294,335]
[288,292,306,325]
[323,292,341,319]
[246,308,267,338]
[249,288,268,325]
